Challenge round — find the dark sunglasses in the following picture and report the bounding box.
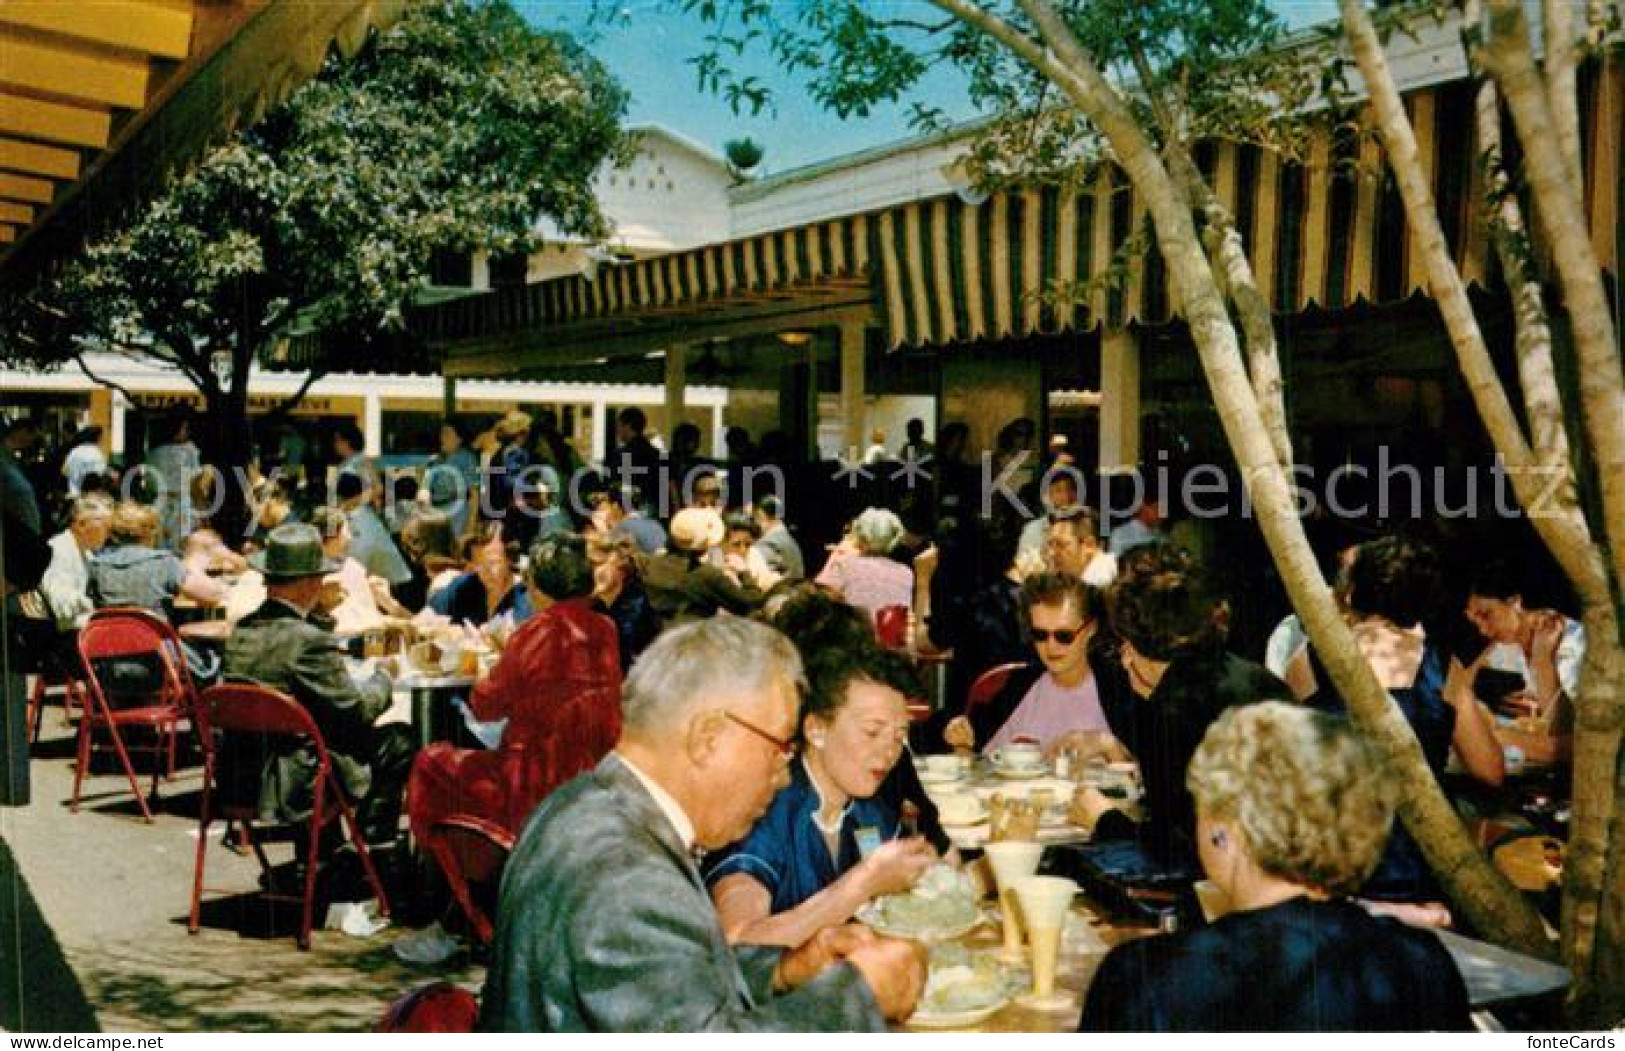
[1030,627,1083,645]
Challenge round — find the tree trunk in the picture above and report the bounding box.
[1471,68,1577,513]
[942,0,1554,956]
[1540,0,1585,197]
[1568,603,1625,1024]
[1125,45,1292,468]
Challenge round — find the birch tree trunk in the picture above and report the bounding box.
[932,0,1553,956]
[1126,47,1293,469]
[1471,64,1577,513]
[1540,0,1585,196]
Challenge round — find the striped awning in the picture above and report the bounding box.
[415,63,1621,359]
[875,64,1622,348]
[411,215,875,343]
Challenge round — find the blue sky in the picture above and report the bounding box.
[521,1,1341,174]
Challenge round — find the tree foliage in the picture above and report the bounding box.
[3,0,628,393]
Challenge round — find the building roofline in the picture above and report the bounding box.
[728,115,994,203]
[623,123,730,171]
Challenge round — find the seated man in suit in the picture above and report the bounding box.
[481,616,926,1032]
[222,523,415,849]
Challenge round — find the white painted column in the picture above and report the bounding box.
[839,319,866,459]
[590,400,608,466]
[1099,327,1140,472]
[110,390,128,458]
[711,405,725,460]
[664,344,687,442]
[364,391,383,457]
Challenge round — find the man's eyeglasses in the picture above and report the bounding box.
[1030,627,1082,645]
[723,710,798,760]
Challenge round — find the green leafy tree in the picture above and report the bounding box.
[677,0,1625,1021]
[3,0,627,537]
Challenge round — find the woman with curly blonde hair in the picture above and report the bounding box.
[1080,702,1470,1032]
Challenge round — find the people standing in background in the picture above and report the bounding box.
[534,410,583,496]
[488,411,533,523]
[144,410,201,551]
[426,420,480,536]
[61,426,107,498]
[862,428,888,466]
[899,418,932,463]
[724,426,755,511]
[610,407,662,512]
[1108,480,1168,557]
[331,420,378,499]
[0,417,41,534]
[337,472,412,589]
[466,421,499,523]
[752,496,804,582]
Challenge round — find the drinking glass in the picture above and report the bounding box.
[983,840,1043,962]
[1011,875,1078,1008]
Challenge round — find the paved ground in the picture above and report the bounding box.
[1,699,482,1032]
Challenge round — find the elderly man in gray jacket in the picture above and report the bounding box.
[481,616,925,1032]
[222,523,414,847]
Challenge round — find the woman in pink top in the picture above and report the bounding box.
[944,573,1122,757]
[815,507,914,625]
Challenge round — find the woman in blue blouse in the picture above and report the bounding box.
[707,634,938,948]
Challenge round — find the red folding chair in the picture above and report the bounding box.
[376,982,479,1032]
[423,814,515,947]
[26,642,87,742]
[965,662,1027,717]
[73,608,195,821]
[189,683,391,950]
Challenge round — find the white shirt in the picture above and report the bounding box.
[41,531,95,629]
[62,443,107,497]
[1485,617,1586,699]
[616,751,696,853]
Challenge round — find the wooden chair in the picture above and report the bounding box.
[189,683,390,950]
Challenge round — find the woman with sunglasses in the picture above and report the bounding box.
[943,573,1123,759]
[706,618,939,949]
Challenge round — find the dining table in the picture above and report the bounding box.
[896,894,1142,1032]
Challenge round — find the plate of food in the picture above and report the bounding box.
[931,792,987,828]
[857,864,982,942]
[908,945,1017,1028]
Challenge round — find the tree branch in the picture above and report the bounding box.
[1540,0,1585,196]
[263,367,330,424]
[71,351,142,412]
[1468,11,1580,522]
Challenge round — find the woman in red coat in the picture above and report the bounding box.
[410,534,622,842]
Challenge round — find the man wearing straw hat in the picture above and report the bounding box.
[222,523,415,849]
